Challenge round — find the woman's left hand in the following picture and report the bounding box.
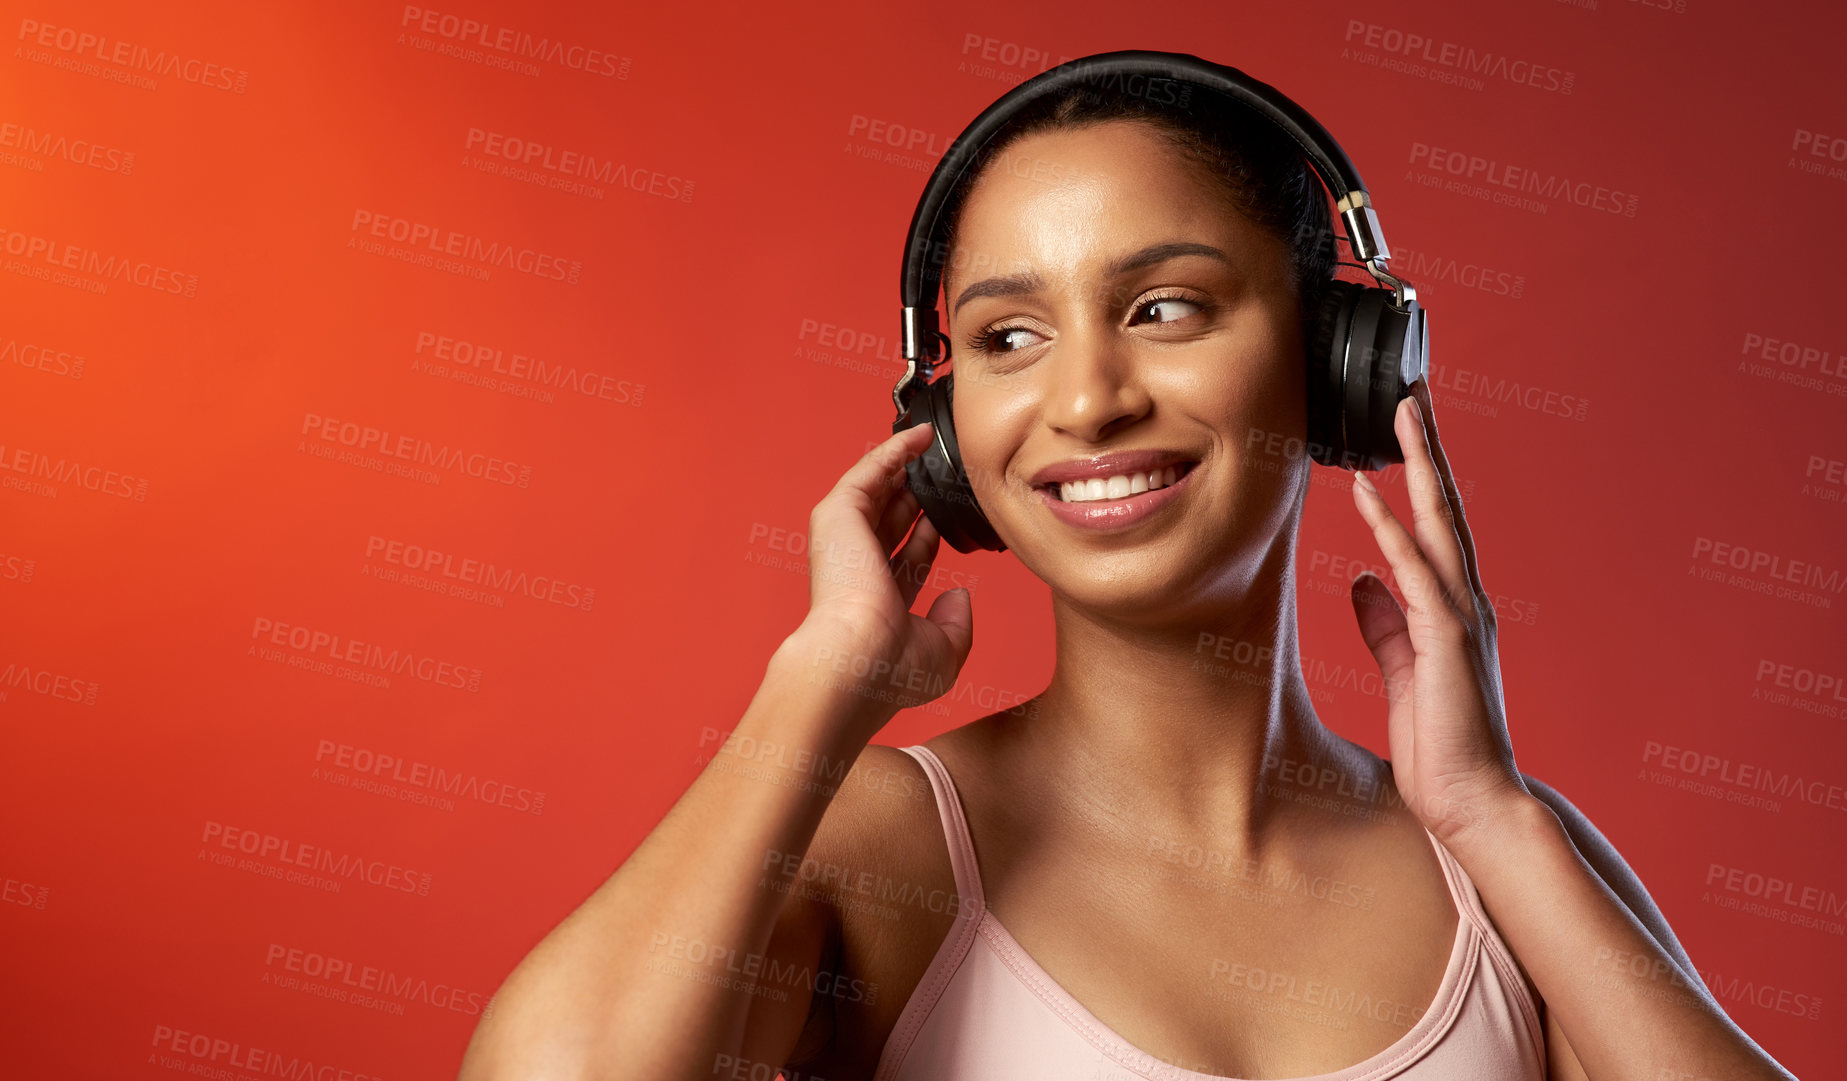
[1347,379,1532,846]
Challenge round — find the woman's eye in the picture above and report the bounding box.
[1136,297,1201,325]
[972,326,1042,353]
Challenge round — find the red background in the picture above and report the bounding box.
[2,0,1843,1077]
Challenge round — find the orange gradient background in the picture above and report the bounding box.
[2,1,1843,1078]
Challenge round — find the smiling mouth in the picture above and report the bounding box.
[1038,461,1199,503]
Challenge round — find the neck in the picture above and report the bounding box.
[1002,517,1371,853]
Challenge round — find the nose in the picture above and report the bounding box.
[1038,322,1152,443]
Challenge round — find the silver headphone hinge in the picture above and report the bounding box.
[891,357,919,415]
[902,306,925,362]
[1337,193,1388,265]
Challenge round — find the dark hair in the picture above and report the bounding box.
[937,83,1338,346]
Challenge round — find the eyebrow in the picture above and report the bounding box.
[950,241,1233,317]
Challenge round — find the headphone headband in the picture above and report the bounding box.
[895,49,1410,413]
[886,49,1428,553]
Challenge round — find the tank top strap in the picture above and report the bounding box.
[1418,827,1480,925]
[1420,825,1547,1058]
[897,744,986,910]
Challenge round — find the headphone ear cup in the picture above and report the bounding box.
[1341,288,1391,470]
[1359,296,1424,469]
[1306,279,1358,468]
[1307,280,1423,471]
[893,371,1007,554]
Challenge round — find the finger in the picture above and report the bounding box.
[808,425,934,614]
[1350,573,1415,708]
[815,422,933,534]
[1396,397,1472,614]
[923,585,975,671]
[890,512,942,610]
[1406,381,1484,596]
[1350,470,1468,642]
[876,486,921,557]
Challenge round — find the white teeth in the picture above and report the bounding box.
[1058,465,1188,504]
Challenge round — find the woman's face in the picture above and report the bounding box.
[946,119,1310,621]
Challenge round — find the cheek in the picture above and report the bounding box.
[1209,332,1304,428]
[1227,365,1302,449]
[1157,355,1279,438]
[951,377,1035,510]
[1154,345,1303,485]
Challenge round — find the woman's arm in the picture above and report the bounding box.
[1447,776,1798,1081]
[1342,382,1799,1080]
[454,635,882,1081]
[456,424,975,1081]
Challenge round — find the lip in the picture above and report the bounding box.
[1029,449,1200,488]
[1038,459,1199,533]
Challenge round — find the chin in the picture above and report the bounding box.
[1036,548,1211,614]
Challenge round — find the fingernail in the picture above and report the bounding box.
[1353,471,1376,496]
[1407,397,1423,426]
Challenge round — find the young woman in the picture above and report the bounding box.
[457,81,1800,1081]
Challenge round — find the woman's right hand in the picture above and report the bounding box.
[780,422,975,726]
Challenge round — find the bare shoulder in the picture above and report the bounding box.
[1517,771,1705,987]
[779,742,962,1075]
[809,743,950,880]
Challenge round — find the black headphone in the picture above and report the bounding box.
[890,49,1428,554]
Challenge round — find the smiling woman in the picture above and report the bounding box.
[455,51,1800,1081]
[943,117,1320,572]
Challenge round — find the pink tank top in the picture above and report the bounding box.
[875,745,1547,1081]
